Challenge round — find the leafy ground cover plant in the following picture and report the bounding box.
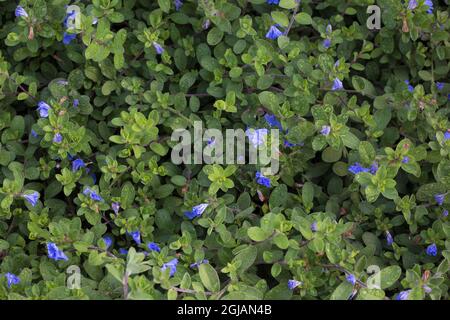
[0,0,449,300]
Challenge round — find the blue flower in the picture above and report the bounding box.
[112,202,120,214]
[206,137,215,146]
[53,133,63,144]
[346,274,356,285]
[436,82,444,91]
[424,0,433,14]
[174,0,183,10]
[264,114,283,130]
[443,209,449,218]
[30,129,38,138]
[284,140,295,148]
[256,171,271,188]
[15,6,28,18]
[246,128,268,148]
[63,32,77,45]
[63,10,77,29]
[47,242,69,261]
[444,131,450,141]
[73,99,79,107]
[434,193,446,206]
[119,248,128,255]
[326,24,332,34]
[423,285,432,294]
[153,42,164,55]
[402,156,410,164]
[386,231,394,246]
[310,221,318,232]
[83,187,104,202]
[369,161,379,174]
[161,258,178,277]
[72,158,86,172]
[203,19,211,30]
[405,80,414,92]
[288,279,302,290]
[37,101,51,118]
[23,191,40,207]
[283,140,303,148]
[147,242,161,253]
[266,25,283,40]
[323,38,331,49]
[320,125,331,136]
[5,273,20,288]
[407,0,418,10]
[426,243,437,256]
[396,290,411,300]
[185,203,208,220]
[190,259,208,268]
[129,230,141,245]
[103,236,113,249]
[348,162,370,175]
[332,78,343,91]
[267,0,280,4]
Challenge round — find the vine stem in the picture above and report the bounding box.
[171,280,231,299]
[170,287,214,296]
[284,2,300,37]
[1,72,38,101]
[122,271,129,300]
[87,246,119,259]
[109,167,131,188]
[166,106,195,126]
[18,83,38,101]
[185,93,211,97]
[319,87,376,99]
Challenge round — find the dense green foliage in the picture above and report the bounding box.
[0,0,449,300]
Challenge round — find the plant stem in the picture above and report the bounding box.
[166,106,195,126]
[122,272,129,300]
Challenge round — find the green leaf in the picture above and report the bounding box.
[418,70,432,81]
[382,187,398,200]
[295,12,312,25]
[357,288,385,300]
[271,11,289,27]
[247,226,271,242]
[120,182,135,209]
[341,131,360,149]
[330,281,354,300]
[302,182,314,210]
[273,233,289,249]
[198,264,220,292]
[258,91,279,112]
[359,141,376,163]
[269,184,288,209]
[322,147,342,163]
[279,0,298,9]
[351,76,376,96]
[234,246,257,272]
[158,0,171,12]
[367,265,402,289]
[207,27,224,46]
